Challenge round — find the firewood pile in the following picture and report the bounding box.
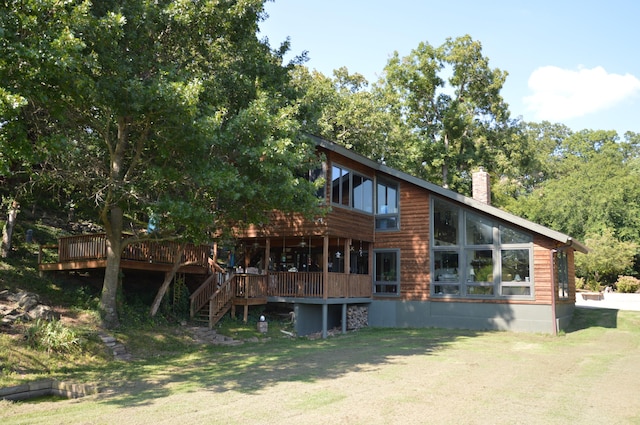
[347,305,368,330]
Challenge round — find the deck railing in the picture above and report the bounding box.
[52,233,210,268]
[201,272,372,301]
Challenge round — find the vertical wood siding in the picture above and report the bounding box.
[375,181,431,300]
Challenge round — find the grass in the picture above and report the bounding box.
[3,221,640,423]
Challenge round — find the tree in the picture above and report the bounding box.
[376,35,510,193]
[575,229,638,289]
[1,0,322,327]
[508,129,640,242]
[292,66,410,168]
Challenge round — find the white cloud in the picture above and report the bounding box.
[523,66,640,121]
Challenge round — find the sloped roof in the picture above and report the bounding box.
[310,134,588,254]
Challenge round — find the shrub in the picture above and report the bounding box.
[575,277,587,290]
[24,319,81,354]
[615,275,640,293]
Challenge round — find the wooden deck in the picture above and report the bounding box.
[38,234,211,274]
[193,272,373,327]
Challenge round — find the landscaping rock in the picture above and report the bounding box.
[0,290,60,327]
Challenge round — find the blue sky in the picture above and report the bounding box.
[259,0,640,136]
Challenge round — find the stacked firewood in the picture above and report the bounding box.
[346,305,368,330]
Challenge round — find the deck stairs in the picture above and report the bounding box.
[190,271,235,328]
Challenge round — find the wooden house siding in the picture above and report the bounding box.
[533,235,554,305]
[375,180,431,301]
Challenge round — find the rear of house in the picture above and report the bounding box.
[234,135,587,336]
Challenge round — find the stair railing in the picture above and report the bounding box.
[190,270,230,318]
[208,275,235,328]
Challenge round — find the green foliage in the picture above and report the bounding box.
[615,275,640,293]
[375,35,511,193]
[575,229,639,287]
[1,0,324,326]
[24,319,81,354]
[507,130,640,242]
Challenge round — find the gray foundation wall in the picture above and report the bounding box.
[368,300,569,333]
[294,303,343,336]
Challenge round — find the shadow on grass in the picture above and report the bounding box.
[566,306,619,332]
[86,327,479,407]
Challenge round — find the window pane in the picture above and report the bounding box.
[501,286,531,296]
[501,249,530,282]
[467,249,493,282]
[466,214,493,245]
[310,163,326,199]
[468,285,494,296]
[434,251,459,282]
[375,284,398,294]
[500,226,532,244]
[434,284,460,295]
[377,181,398,214]
[434,199,458,246]
[376,216,398,230]
[375,251,398,282]
[353,174,373,212]
[557,251,569,299]
[331,166,349,206]
[374,251,399,295]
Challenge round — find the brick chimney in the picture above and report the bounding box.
[472,168,491,205]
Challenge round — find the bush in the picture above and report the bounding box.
[575,277,587,290]
[24,319,81,354]
[615,275,640,293]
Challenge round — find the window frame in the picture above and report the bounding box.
[375,178,400,231]
[556,250,569,299]
[431,197,535,300]
[373,249,401,296]
[330,163,373,213]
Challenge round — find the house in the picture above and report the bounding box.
[39,135,587,337]
[230,135,588,336]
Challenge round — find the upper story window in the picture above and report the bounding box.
[432,198,534,299]
[331,164,373,213]
[376,179,399,230]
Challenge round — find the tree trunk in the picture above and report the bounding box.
[100,206,123,329]
[1,201,19,258]
[150,243,185,317]
[442,133,449,189]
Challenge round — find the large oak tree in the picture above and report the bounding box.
[1,0,321,327]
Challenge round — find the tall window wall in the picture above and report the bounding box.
[432,198,534,298]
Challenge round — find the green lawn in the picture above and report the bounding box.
[3,308,640,424]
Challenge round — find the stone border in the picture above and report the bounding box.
[0,379,99,401]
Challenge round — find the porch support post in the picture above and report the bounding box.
[323,235,329,300]
[265,238,271,273]
[341,303,347,334]
[322,303,328,339]
[345,238,352,274]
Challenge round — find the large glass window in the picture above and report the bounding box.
[374,250,399,295]
[432,198,534,299]
[433,251,460,295]
[434,198,459,245]
[376,179,399,230]
[500,249,531,296]
[353,174,373,213]
[466,214,493,245]
[331,164,372,213]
